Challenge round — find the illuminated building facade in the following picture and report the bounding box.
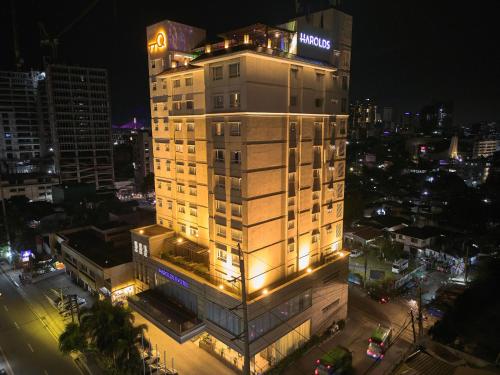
[131,8,351,372]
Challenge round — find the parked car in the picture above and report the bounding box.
[367,287,390,304]
[349,249,363,258]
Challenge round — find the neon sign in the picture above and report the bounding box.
[149,32,167,53]
[299,33,331,50]
[158,268,189,288]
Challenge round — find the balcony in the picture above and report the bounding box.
[128,290,205,343]
[159,237,241,296]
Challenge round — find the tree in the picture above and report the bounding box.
[59,322,87,354]
[59,300,148,374]
[380,239,404,262]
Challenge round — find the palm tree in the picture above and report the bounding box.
[59,322,87,354]
[59,300,148,373]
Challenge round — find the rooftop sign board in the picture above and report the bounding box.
[296,25,333,63]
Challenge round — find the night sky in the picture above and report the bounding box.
[1,0,499,124]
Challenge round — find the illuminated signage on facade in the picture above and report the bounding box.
[158,268,189,288]
[299,33,331,50]
[149,32,167,53]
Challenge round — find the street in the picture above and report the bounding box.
[0,267,81,375]
[286,285,415,375]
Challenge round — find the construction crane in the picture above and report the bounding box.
[38,0,100,63]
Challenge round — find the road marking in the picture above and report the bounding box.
[13,321,19,330]
[0,344,15,375]
[27,343,34,352]
[3,305,7,312]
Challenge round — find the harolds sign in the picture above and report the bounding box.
[299,33,331,50]
[297,25,333,63]
[158,268,189,288]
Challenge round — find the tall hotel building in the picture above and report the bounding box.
[131,8,351,372]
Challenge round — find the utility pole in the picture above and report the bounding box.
[463,243,469,286]
[409,309,417,344]
[363,247,368,288]
[237,243,251,375]
[417,283,424,338]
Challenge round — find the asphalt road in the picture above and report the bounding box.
[0,269,80,375]
[286,285,415,375]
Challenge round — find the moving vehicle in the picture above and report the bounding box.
[392,258,408,274]
[367,325,392,359]
[367,287,390,304]
[349,249,363,258]
[314,346,352,375]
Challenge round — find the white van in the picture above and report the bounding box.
[392,259,409,274]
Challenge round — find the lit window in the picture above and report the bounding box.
[175,144,183,152]
[188,163,196,175]
[176,162,184,173]
[216,200,226,213]
[188,145,195,154]
[229,92,240,108]
[177,184,185,193]
[214,122,224,136]
[189,227,198,237]
[178,202,186,214]
[167,200,172,209]
[187,123,195,131]
[215,149,225,162]
[231,229,242,243]
[216,243,227,261]
[229,63,240,78]
[312,234,319,244]
[216,225,226,237]
[190,204,197,217]
[189,186,197,196]
[180,223,187,233]
[175,123,182,131]
[288,220,294,230]
[231,204,242,217]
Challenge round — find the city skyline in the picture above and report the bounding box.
[0,0,499,124]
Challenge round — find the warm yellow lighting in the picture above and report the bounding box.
[218,284,224,290]
[177,237,183,244]
[267,39,272,48]
[338,251,345,258]
[307,267,312,273]
[224,40,229,49]
[184,60,188,66]
[171,61,177,68]
[148,31,167,53]
[206,45,211,53]
[243,34,250,44]
[262,288,269,295]
[139,229,144,235]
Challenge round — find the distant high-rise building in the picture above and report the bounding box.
[419,101,454,135]
[44,65,114,189]
[133,129,153,189]
[473,139,499,159]
[0,70,52,174]
[349,98,377,139]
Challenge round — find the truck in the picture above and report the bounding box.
[314,346,352,375]
[392,258,408,274]
[366,325,392,359]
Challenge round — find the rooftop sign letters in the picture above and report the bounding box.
[158,268,189,288]
[299,33,331,50]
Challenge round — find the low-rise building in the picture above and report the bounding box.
[391,226,441,253]
[472,139,498,159]
[0,173,59,201]
[51,222,135,303]
[344,226,384,247]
